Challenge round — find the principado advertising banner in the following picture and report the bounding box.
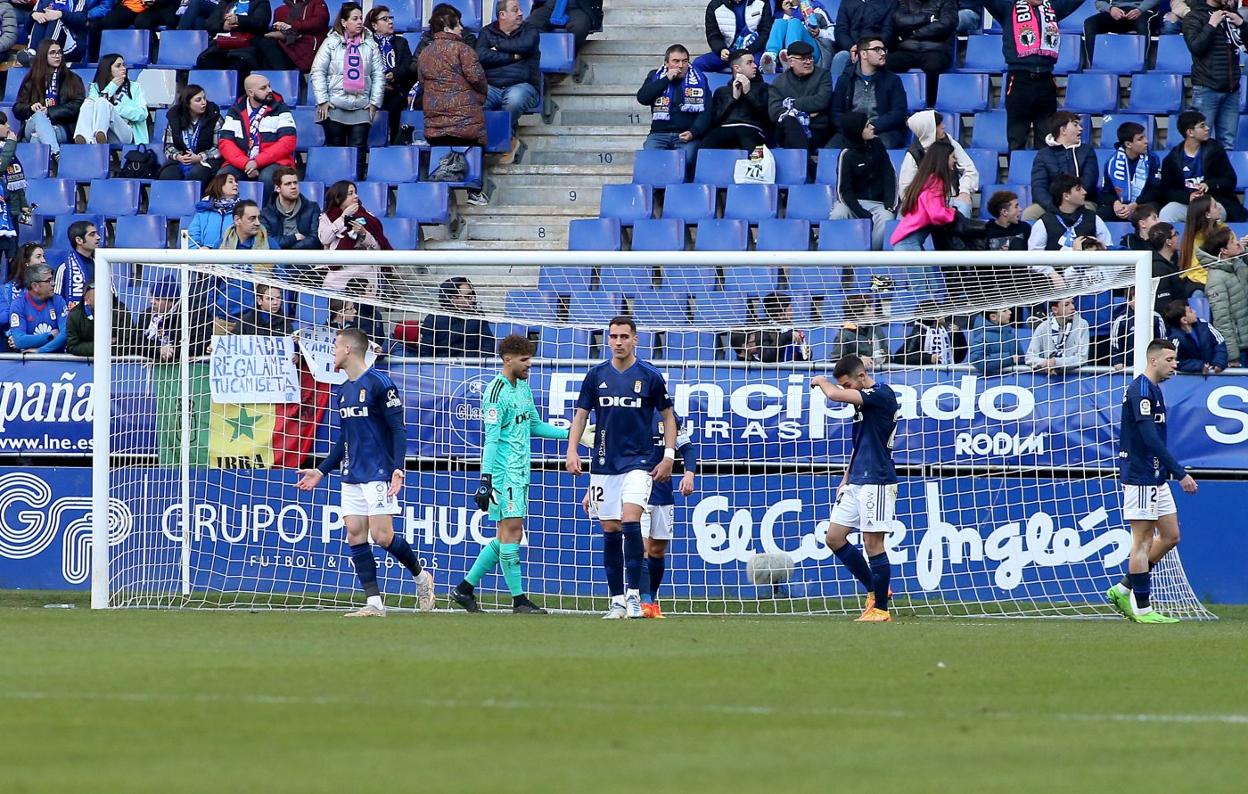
[2,357,1247,470]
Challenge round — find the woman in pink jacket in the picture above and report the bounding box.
[891,139,959,251]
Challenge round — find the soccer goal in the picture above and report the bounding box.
[89,245,1215,619]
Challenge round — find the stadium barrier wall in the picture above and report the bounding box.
[1,466,1244,603]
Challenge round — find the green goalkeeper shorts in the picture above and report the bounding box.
[489,477,529,521]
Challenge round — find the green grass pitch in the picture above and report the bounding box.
[2,591,1246,793]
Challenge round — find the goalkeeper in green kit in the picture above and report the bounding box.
[451,334,569,613]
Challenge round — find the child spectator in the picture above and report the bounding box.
[1197,225,1248,366]
[1164,298,1228,374]
[985,189,1030,251]
[1025,296,1090,375]
[896,301,966,365]
[968,307,1022,375]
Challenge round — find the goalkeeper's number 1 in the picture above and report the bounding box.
[474,474,493,512]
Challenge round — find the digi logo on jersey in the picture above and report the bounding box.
[342,406,369,418]
[599,395,643,408]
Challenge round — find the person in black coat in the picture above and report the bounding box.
[417,277,495,358]
[195,0,276,71]
[829,112,897,250]
[691,50,771,149]
[1159,109,1248,223]
[367,5,418,143]
[236,284,295,336]
[528,0,603,51]
[828,35,908,149]
[831,0,898,78]
[888,0,957,106]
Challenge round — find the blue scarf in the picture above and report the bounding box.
[376,33,396,72]
[650,65,709,120]
[46,70,60,107]
[1108,147,1150,204]
[0,184,13,238]
[732,1,758,50]
[777,96,811,138]
[550,0,569,26]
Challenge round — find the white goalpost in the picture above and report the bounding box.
[89,246,1216,619]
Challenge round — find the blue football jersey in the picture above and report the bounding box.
[1119,375,1185,486]
[847,382,899,485]
[649,415,696,507]
[576,359,673,475]
[318,369,407,484]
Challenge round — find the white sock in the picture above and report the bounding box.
[1113,583,1130,596]
[1128,592,1151,615]
[611,595,625,606]
[626,588,640,600]
[366,595,385,611]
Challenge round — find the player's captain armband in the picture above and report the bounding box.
[484,405,500,424]
[1139,399,1151,416]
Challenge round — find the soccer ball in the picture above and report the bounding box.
[579,423,596,449]
[746,552,795,586]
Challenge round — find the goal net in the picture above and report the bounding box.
[90,246,1215,619]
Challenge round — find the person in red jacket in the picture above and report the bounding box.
[217,74,298,189]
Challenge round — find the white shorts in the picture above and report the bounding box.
[642,503,675,541]
[1122,483,1177,522]
[341,481,401,517]
[588,470,653,522]
[829,483,897,532]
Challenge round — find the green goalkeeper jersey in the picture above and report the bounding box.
[481,374,569,482]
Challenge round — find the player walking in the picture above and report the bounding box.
[567,316,676,619]
[812,355,900,623]
[640,415,696,619]
[1108,339,1198,624]
[451,335,569,614]
[296,328,434,617]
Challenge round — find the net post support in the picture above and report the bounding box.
[91,253,114,609]
[1131,251,1154,377]
[179,262,192,596]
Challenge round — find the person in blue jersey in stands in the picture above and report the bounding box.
[567,315,677,620]
[297,327,434,617]
[6,263,67,353]
[1106,339,1198,623]
[811,354,900,622]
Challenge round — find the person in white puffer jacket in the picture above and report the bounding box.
[311,2,385,179]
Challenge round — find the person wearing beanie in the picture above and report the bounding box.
[829,111,897,250]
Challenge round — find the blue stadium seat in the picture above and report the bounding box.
[86,179,141,216]
[773,148,809,186]
[970,110,1009,152]
[395,182,450,224]
[724,183,778,220]
[694,219,749,251]
[966,147,999,186]
[187,70,239,108]
[692,292,745,324]
[366,146,420,183]
[292,108,326,151]
[1063,73,1118,114]
[1228,151,1248,190]
[53,214,107,245]
[1153,35,1191,75]
[505,290,556,323]
[367,113,390,148]
[706,73,731,93]
[1236,116,1248,150]
[788,262,846,295]
[1104,221,1132,243]
[956,35,1004,73]
[1052,34,1084,76]
[439,0,484,29]
[632,149,686,187]
[353,181,388,215]
[635,291,690,326]
[2,69,25,104]
[101,29,151,67]
[659,183,714,222]
[1007,149,1038,184]
[935,73,989,113]
[630,218,685,251]
[539,32,576,73]
[662,330,719,361]
[485,110,511,153]
[26,179,76,217]
[148,180,200,219]
[567,217,622,250]
[898,71,925,113]
[156,30,209,70]
[1088,35,1146,74]
[15,142,50,179]
[784,184,835,222]
[113,215,167,248]
[1125,73,1182,114]
[57,145,109,181]
[693,149,746,188]
[306,147,358,185]
[755,218,811,251]
[236,180,264,205]
[389,0,421,31]
[598,265,652,297]
[537,266,591,294]
[1100,114,1153,148]
[599,183,653,224]
[665,267,718,294]
[538,327,593,358]
[297,293,331,329]
[887,148,906,176]
[940,111,962,143]
[568,292,620,325]
[817,219,871,251]
[815,148,842,188]
[379,216,418,250]
[722,265,778,295]
[979,184,1032,218]
[256,70,301,105]
[1058,1,1098,33]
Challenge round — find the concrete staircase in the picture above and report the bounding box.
[427,0,702,301]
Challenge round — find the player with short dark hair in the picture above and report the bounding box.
[1108,339,1198,623]
[811,354,900,622]
[567,316,677,619]
[451,335,569,614]
[296,327,434,617]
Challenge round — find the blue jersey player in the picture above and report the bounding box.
[567,316,676,619]
[1108,339,1198,624]
[640,415,696,618]
[296,328,434,617]
[812,355,900,622]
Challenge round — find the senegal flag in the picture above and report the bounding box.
[208,403,277,469]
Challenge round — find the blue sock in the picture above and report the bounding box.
[869,552,891,611]
[349,543,380,598]
[640,557,652,603]
[1130,571,1151,609]
[833,543,873,591]
[648,554,665,602]
[603,530,624,597]
[622,521,643,591]
[384,534,422,578]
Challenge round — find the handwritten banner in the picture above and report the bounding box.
[297,326,378,385]
[209,335,300,404]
